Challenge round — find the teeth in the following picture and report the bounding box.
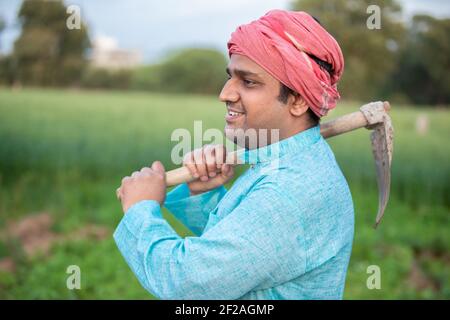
[228,111,242,116]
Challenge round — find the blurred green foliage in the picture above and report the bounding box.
[0,88,448,299]
[78,48,227,94]
[8,0,90,87]
[148,48,228,94]
[386,14,450,105]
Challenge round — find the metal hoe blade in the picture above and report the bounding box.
[360,102,394,228]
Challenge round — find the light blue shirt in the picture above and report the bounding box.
[113,125,355,299]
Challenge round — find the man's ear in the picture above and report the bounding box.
[289,94,309,117]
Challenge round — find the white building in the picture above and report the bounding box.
[90,36,142,69]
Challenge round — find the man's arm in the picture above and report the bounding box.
[113,183,308,300]
[116,145,233,236]
[163,144,233,236]
[164,183,227,236]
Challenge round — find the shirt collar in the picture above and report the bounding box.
[237,125,321,164]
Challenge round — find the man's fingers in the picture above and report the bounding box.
[221,164,233,177]
[131,171,140,178]
[204,145,217,178]
[140,167,152,175]
[151,161,165,176]
[193,149,208,181]
[184,153,199,178]
[121,176,131,184]
[226,165,234,177]
[221,164,229,176]
[183,145,228,183]
[214,145,225,169]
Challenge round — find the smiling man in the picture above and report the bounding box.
[114,10,354,300]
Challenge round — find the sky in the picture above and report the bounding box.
[1,0,449,63]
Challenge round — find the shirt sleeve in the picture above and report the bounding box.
[164,183,227,236]
[113,183,307,300]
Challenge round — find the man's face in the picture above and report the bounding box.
[219,54,290,148]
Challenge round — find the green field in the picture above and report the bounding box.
[0,88,449,299]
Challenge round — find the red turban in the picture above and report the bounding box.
[227,10,344,117]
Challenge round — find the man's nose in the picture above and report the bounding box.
[219,79,239,103]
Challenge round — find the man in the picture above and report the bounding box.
[114,10,354,300]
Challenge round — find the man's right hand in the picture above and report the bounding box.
[183,144,234,195]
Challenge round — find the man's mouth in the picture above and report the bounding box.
[225,109,245,122]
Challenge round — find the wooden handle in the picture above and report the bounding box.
[166,151,240,186]
[320,108,368,139]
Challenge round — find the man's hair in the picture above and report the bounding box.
[277,83,320,125]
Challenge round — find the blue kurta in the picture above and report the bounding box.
[114,125,355,299]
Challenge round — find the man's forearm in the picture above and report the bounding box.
[164,183,227,236]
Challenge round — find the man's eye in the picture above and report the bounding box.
[243,79,256,86]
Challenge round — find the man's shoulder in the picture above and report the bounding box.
[259,139,343,188]
[253,145,352,207]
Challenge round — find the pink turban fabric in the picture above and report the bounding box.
[227,10,344,117]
